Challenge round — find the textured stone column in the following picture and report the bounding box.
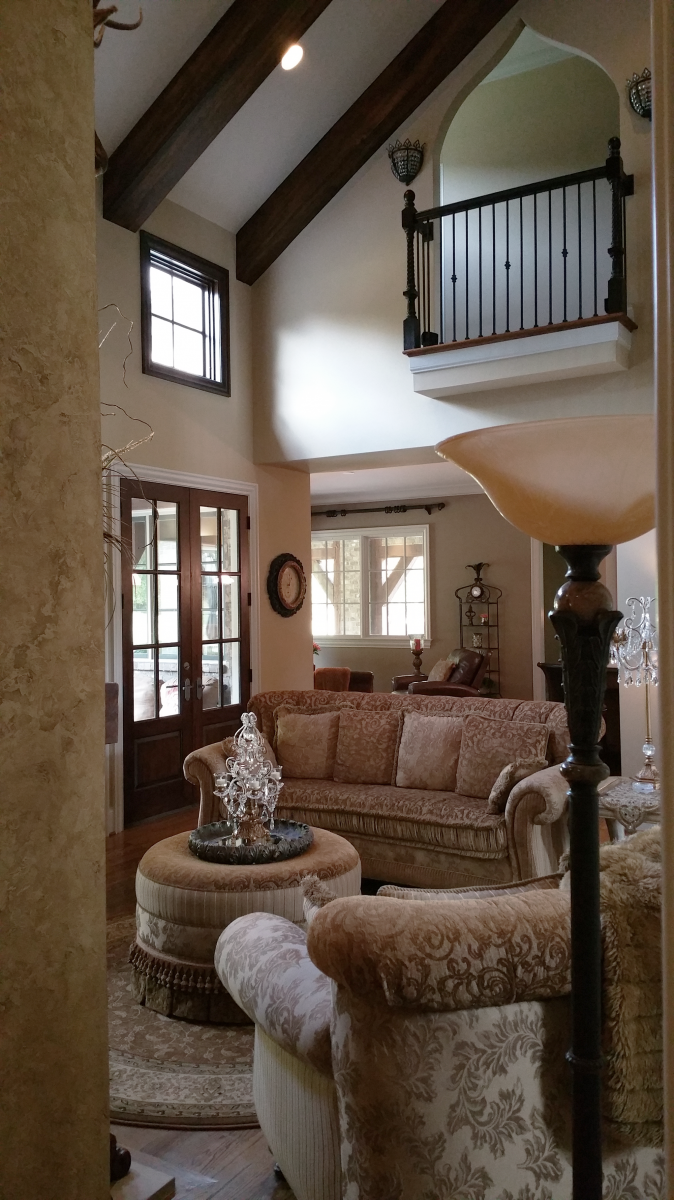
[0,3,109,1196]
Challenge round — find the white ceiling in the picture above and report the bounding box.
[310,460,482,504]
[95,0,440,233]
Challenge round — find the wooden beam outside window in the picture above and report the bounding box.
[103,0,335,232]
[236,0,519,285]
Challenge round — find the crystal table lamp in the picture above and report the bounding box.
[436,413,655,1200]
[611,596,659,791]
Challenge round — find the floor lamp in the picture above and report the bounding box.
[436,414,655,1200]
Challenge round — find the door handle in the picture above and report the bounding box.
[195,678,203,700]
[183,678,192,702]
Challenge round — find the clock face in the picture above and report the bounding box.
[470,584,483,599]
[279,562,303,607]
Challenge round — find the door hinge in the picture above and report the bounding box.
[247,592,252,606]
[121,593,124,608]
[246,515,251,530]
[248,668,253,683]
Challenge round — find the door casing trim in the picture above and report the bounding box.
[105,463,260,834]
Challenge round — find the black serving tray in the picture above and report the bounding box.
[188,819,313,865]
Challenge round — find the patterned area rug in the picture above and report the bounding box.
[108,917,257,1129]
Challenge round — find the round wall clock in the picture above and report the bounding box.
[267,553,307,618]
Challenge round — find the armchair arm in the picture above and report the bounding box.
[407,681,480,696]
[505,763,570,880]
[308,889,570,1013]
[215,912,333,1076]
[392,672,427,691]
[184,735,277,825]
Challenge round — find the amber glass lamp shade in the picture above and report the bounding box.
[435,415,655,545]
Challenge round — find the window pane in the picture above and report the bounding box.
[202,644,220,710]
[173,324,204,376]
[156,501,178,568]
[158,646,179,717]
[173,276,204,332]
[202,576,219,639]
[200,507,218,567]
[151,315,174,366]
[158,573,178,643]
[223,641,240,707]
[149,267,172,320]
[220,509,239,572]
[222,575,240,639]
[131,499,154,568]
[387,604,407,635]
[406,603,425,634]
[134,649,156,721]
[344,604,360,634]
[133,573,154,645]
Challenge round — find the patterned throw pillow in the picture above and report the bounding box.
[456,715,550,799]
[395,713,464,791]
[426,659,454,683]
[275,709,340,779]
[333,710,402,785]
[487,758,549,813]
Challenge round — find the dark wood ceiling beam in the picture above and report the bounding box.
[103,0,335,231]
[236,0,518,285]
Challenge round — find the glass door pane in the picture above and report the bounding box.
[200,506,241,710]
[131,498,181,721]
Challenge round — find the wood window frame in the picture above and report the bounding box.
[140,231,231,397]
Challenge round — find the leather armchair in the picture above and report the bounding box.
[393,648,489,696]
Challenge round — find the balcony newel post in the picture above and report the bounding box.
[605,136,633,314]
[402,189,421,350]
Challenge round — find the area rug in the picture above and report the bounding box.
[108,917,257,1129]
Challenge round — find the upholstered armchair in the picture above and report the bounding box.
[392,648,490,696]
[216,835,663,1200]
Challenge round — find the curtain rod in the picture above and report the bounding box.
[311,501,446,517]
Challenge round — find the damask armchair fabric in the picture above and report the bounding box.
[215,884,663,1200]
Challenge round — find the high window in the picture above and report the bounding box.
[140,232,230,396]
[311,526,429,646]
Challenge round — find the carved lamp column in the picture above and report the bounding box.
[436,414,655,1200]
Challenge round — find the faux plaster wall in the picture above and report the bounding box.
[0,2,109,1196]
[252,0,653,469]
[312,495,533,698]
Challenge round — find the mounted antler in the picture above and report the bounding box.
[93,1,142,48]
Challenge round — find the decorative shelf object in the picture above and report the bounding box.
[455,562,501,695]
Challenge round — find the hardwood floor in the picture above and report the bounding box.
[106,810,295,1200]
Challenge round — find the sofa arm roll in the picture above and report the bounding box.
[307,890,570,1013]
[215,913,334,1077]
[506,763,569,826]
[184,735,277,826]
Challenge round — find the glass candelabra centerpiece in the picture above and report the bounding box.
[610,596,659,791]
[188,713,314,865]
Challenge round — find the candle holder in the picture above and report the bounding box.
[409,637,424,674]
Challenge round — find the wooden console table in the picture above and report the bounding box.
[537,662,621,777]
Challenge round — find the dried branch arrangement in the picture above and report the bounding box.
[93,1,143,174]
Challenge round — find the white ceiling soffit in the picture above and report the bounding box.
[169,0,442,231]
[310,461,483,505]
[481,25,575,84]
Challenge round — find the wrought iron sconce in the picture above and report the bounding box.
[388,139,425,185]
[627,68,651,119]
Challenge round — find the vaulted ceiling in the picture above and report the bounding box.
[95,0,518,282]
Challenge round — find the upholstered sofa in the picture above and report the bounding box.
[215,830,664,1200]
[184,690,572,889]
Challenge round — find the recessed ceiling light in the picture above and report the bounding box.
[281,44,303,70]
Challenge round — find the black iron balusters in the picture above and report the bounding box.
[400,138,633,351]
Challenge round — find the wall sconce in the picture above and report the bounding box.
[627,68,651,119]
[388,139,425,185]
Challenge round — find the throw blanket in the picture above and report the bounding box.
[599,827,662,1146]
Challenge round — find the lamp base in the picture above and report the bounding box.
[631,740,659,792]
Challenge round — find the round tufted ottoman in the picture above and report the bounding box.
[130,827,361,1023]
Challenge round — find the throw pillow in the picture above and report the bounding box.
[427,659,454,683]
[487,758,549,813]
[395,713,464,791]
[275,709,340,779]
[333,710,402,785]
[456,715,550,799]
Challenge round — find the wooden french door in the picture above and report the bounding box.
[120,480,250,825]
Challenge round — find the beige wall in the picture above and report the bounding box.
[440,53,619,202]
[312,495,533,698]
[258,466,314,692]
[252,0,653,470]
[0,2,108,1195]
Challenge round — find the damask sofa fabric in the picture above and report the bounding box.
[456,714,550,799]
[275,708,340,779]
[487,757,549,813]
[332,709,401,785]
[394,713,463,791]
[185,691,572,888]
